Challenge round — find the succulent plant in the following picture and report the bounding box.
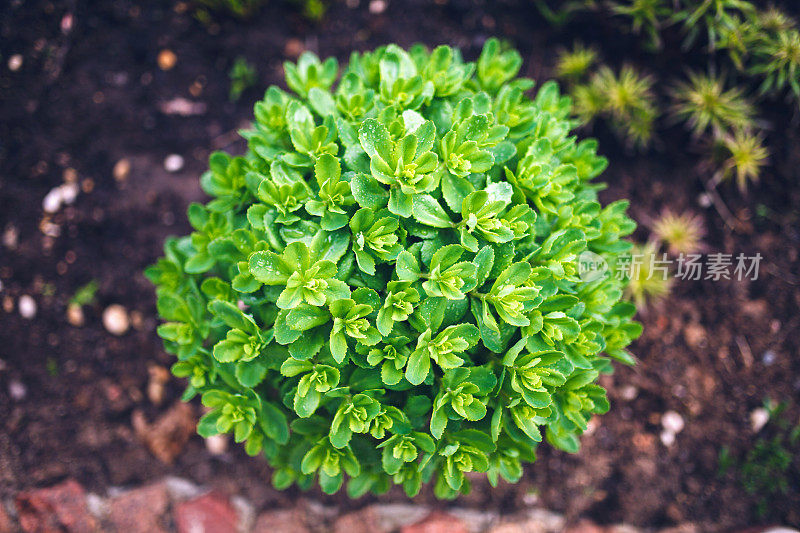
[148,40,641,499]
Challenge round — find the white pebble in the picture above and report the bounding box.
[19,295,37,319]
[750,407,770,433]
[368,0,387,14]
[9,380,27,401]
[660,430,676,447]
[661,410,685,434]
[102,304,130,335]
[60,182,79,204]
[620,384,638,401]
[205,434,228,455]
[164,154,184,173]
[42,183,80,213]
[8,54,23,72]
[42,187,63,213]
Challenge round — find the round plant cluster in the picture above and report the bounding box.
[147,39,642,499]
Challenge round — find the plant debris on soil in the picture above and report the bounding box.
[1,0,799,530]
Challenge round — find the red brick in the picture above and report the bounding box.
[565,520,607,533]
[15,479,98,532]
[253,508,310,533]
[333,507,382,533]
[401,512,468,533]
[175,491,238,533]
[0,503,15,533]
[107,483,169,533]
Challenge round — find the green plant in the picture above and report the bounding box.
[568,64,658,148]
[554,43,597,81]
[194,0,326,22]
[670,71,755,137]
[148,40,642,499]
[195,0,267,18]
[609,0,672,50]
[651,210,705,255]
[718,129,769,191]
[69,280,98,307]
[229,57,258,102]
[718,399,800,519]
[622,242,672,308]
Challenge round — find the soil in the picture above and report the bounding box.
[1,0,799,530]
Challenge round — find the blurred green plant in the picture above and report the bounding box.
[621,242,672,308]
[670,71,756,138]
[718,399,800,519]
[69,280,99,307]
[717,130,769,191]
[651,210,705,255]
[194,0,326,23]
[560,55,658,149]
[229,57,258,101]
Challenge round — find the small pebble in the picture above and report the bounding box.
[8,54,23,72]
[2,225,18,249]
[103,304,130,335]
[19,295,37,319]
[620,385,638,401]
[157,49,177,71]
[113,158,131,182]
[66,303,85,327]
[42,183,79,213]
[0,359,6,372]
[750,407,770,433]
[368,0,387,14]
[205,434,228,455]
[660,430,676,447]
[147,364,170,405]
[164,154,184,173]
[661,410,685,434]
[9,380,27,401]
[762,350,776,366]
[284,38,305,58]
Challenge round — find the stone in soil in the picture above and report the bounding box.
[402,512,468,533]
[15,479,98,532]
[175,492,238,533]
[107,482,169,533]
[102,304,130,335]
[132,401,196,464]
[253,508,310,533]
[18,295,36,320]
[333,507,381,533]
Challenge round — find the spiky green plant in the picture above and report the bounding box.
[670,71,755,137]
[622,242,672,308]
[554,42,597,81]
[674,0,757,51]
[609,0,672,50]
[720,130,769,191]
[651,211,705,255]
[591,65,658,147]
[750,27,800,101]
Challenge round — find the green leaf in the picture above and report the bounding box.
[396,251,421,281]
[412,195,453,228]
[350,173,389,209]
[405,349,430,385]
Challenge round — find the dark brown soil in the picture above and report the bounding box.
[1,1,799,530]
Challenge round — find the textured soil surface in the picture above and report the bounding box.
[1,0,799,530]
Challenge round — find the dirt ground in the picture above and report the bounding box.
[1,0,799,530]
